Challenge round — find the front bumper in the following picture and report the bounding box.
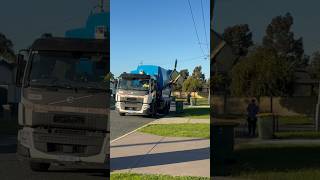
[17,128,109,167]
[115,102,150,115]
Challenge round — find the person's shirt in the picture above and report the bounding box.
[247,103,259,118]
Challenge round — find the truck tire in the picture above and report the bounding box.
[164,103,170,115]
[30,161,50,172]
[149,103,157,118]
[119,113,126,116]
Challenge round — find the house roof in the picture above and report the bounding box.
[294,69,318,84]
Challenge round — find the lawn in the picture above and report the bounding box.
[110,173,209,180]
[175,98,209,106]
[275,131,320,139]
[176,107,209,119]
[229,143,320,180]
[139,123,210,139]
[278,116,313,125]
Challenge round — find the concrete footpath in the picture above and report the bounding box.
[110,131,210,177]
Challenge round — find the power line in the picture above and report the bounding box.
[187,0,206,57]
[200,0,209,52]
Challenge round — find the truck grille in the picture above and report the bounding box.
[32,112,108,131]
[33,128,105,156]
[53,115,85,124]
[120,97,144,103]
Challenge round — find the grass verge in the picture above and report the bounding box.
[139,123,209,139]
[230,143,320,180]
[278,115,313,125]
[275,131,320,139]
[176,107,209,119]
[111,173,210,180]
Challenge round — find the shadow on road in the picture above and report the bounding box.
[111,147,209,170]
[48,168,108,177]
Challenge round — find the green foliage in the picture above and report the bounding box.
[182,66,205,94]
[182,76,202,93]
[222,24,253,58]
[174,69,189,92]
[0,33,15,62]
[192,66,205,82]
[263,12,308,67]
[230,46,294,97]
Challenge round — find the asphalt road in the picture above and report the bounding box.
[110,101,177,140]
[0,134,107,180]
[110,110,156,140]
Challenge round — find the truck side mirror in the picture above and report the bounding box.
[15,54,26,87]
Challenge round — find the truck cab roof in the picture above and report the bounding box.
[30,37,108,54]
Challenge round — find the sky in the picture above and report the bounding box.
[0,0,102,51]
[110,0,210,78]
[214,0,320,56]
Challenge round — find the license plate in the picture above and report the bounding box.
[56,155,80,162]
[126,110,138,113]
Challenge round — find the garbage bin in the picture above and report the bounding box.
[212,121,239,176]
[175,101,183,114]
[258,113,274,139]
[190,98,197,106]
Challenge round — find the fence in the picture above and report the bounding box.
[212,96,317,117]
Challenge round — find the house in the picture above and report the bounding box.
[292,69,318,97]
[211,30,237,75]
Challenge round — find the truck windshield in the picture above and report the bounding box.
[118,79,150,91]
[27,51,108,90]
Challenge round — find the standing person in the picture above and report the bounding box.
[247,99,259,137]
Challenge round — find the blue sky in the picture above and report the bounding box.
[111,0,210,78]
[214,0,320,56]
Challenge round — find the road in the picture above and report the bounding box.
[0,102,176,179]
[110,101,177,140]
[110,110,156,140]
[0,134,107,180]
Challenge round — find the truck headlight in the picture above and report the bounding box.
[18,129,32,148]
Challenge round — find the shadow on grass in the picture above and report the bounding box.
[230,144,320,175]
[172,107,209,118]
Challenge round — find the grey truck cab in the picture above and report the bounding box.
[16,37,109,171]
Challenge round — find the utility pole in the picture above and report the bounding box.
[316,80,320,131]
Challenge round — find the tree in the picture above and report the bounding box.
[0,33,15,63]
[230,46,294,99]
[192,66,205,83]
[182,76,202,97]
[222,24,253,59]
[262,12,308,68]
[182,66,205,97]
[173,69,189,97]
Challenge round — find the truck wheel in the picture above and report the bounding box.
[149,103,157,118]
[165,104,170,115]
[119,113,125,116]
[30,161,50,172]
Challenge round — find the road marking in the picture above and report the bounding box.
[110,119,157,144]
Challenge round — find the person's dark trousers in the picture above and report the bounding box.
[247,117,257,137]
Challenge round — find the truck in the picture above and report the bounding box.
[16,1,109,172]
[115,64,180,117]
